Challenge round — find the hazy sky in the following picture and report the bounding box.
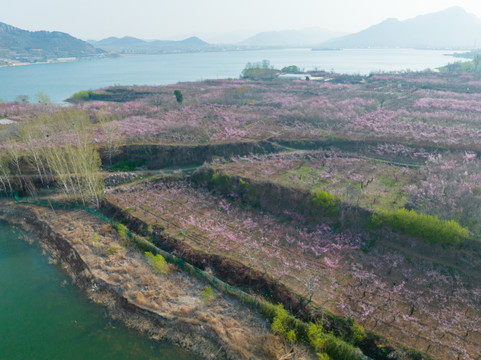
[2,0,481,42]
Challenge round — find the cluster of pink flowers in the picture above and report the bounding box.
[405,153,481,234]
[107,180,362,294]
[0,102,56,119]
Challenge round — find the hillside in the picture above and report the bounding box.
[241,28,346,47]
[89,36,211,54]
[0,22,101,62]
[3,71,481,360]
[322,6,481,49]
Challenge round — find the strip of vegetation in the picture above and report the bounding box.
[241,60,278,81]
[439,56,481,72]
[270,304,363,360]
[108,159,147,172]
[68,87,153,103]
[71,90,103,100]
[370,208,469,246]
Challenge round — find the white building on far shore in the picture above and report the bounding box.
[0,119,16,125]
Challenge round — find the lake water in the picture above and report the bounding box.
[0,221,197,360]
[0,48,467,103]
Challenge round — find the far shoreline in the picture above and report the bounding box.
[0,47,469,70]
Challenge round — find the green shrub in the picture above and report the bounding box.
[308,323,363,360]
[109,159,146,172]
[259,301,279,321]
[311,190,341,217]
[36,92,51,104]
[116,223,128,242]
[281,65,302,73]
[174,89,183,103]
[108,246,119,256]
[439,56,481,73]
[210,170,233,192]
[145,251,169,274]
[271,304,297,343]
[372,208,469,246]
[210,170,221,183]
[241,60,278,81]
[72,90,97,100]
[92,233,101,248]
[369,212,384,229]
[201,286,216,305]
[351,323,366,344]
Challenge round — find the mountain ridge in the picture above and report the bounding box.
[89,36,210,54]
[322,6,481,49]
[0,22,101,62]
[240,28,347,47]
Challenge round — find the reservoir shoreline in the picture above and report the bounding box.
[0,201,308,360]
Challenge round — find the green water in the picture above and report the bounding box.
[0,222,198,360]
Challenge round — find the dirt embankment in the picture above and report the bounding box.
[104,141,283,170]
[190,166,374,230]
[105,138,463,172]
[0,201,312,360]
[100,199,430,360]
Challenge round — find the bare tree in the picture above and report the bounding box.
[294,271,322,306]
[98,114,121,166]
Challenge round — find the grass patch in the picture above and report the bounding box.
[109,159,147,172]
[108,246,119,255]
[145,251,169,274]
[308,323,363,360]
[266,304,363,360]
[310,189,341,217]
[378,176,397,188]
[271,304,297,343]
[371,208,469,246]
[201,286,216,305]
[71,90,100,100]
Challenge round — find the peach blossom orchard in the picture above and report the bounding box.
[1,70,481,360]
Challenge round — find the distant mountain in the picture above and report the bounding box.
[89,36,210,54]
[322,7,481,49]
[0,22,101,62]
[241,28,347,47]
[94,36,145,48]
